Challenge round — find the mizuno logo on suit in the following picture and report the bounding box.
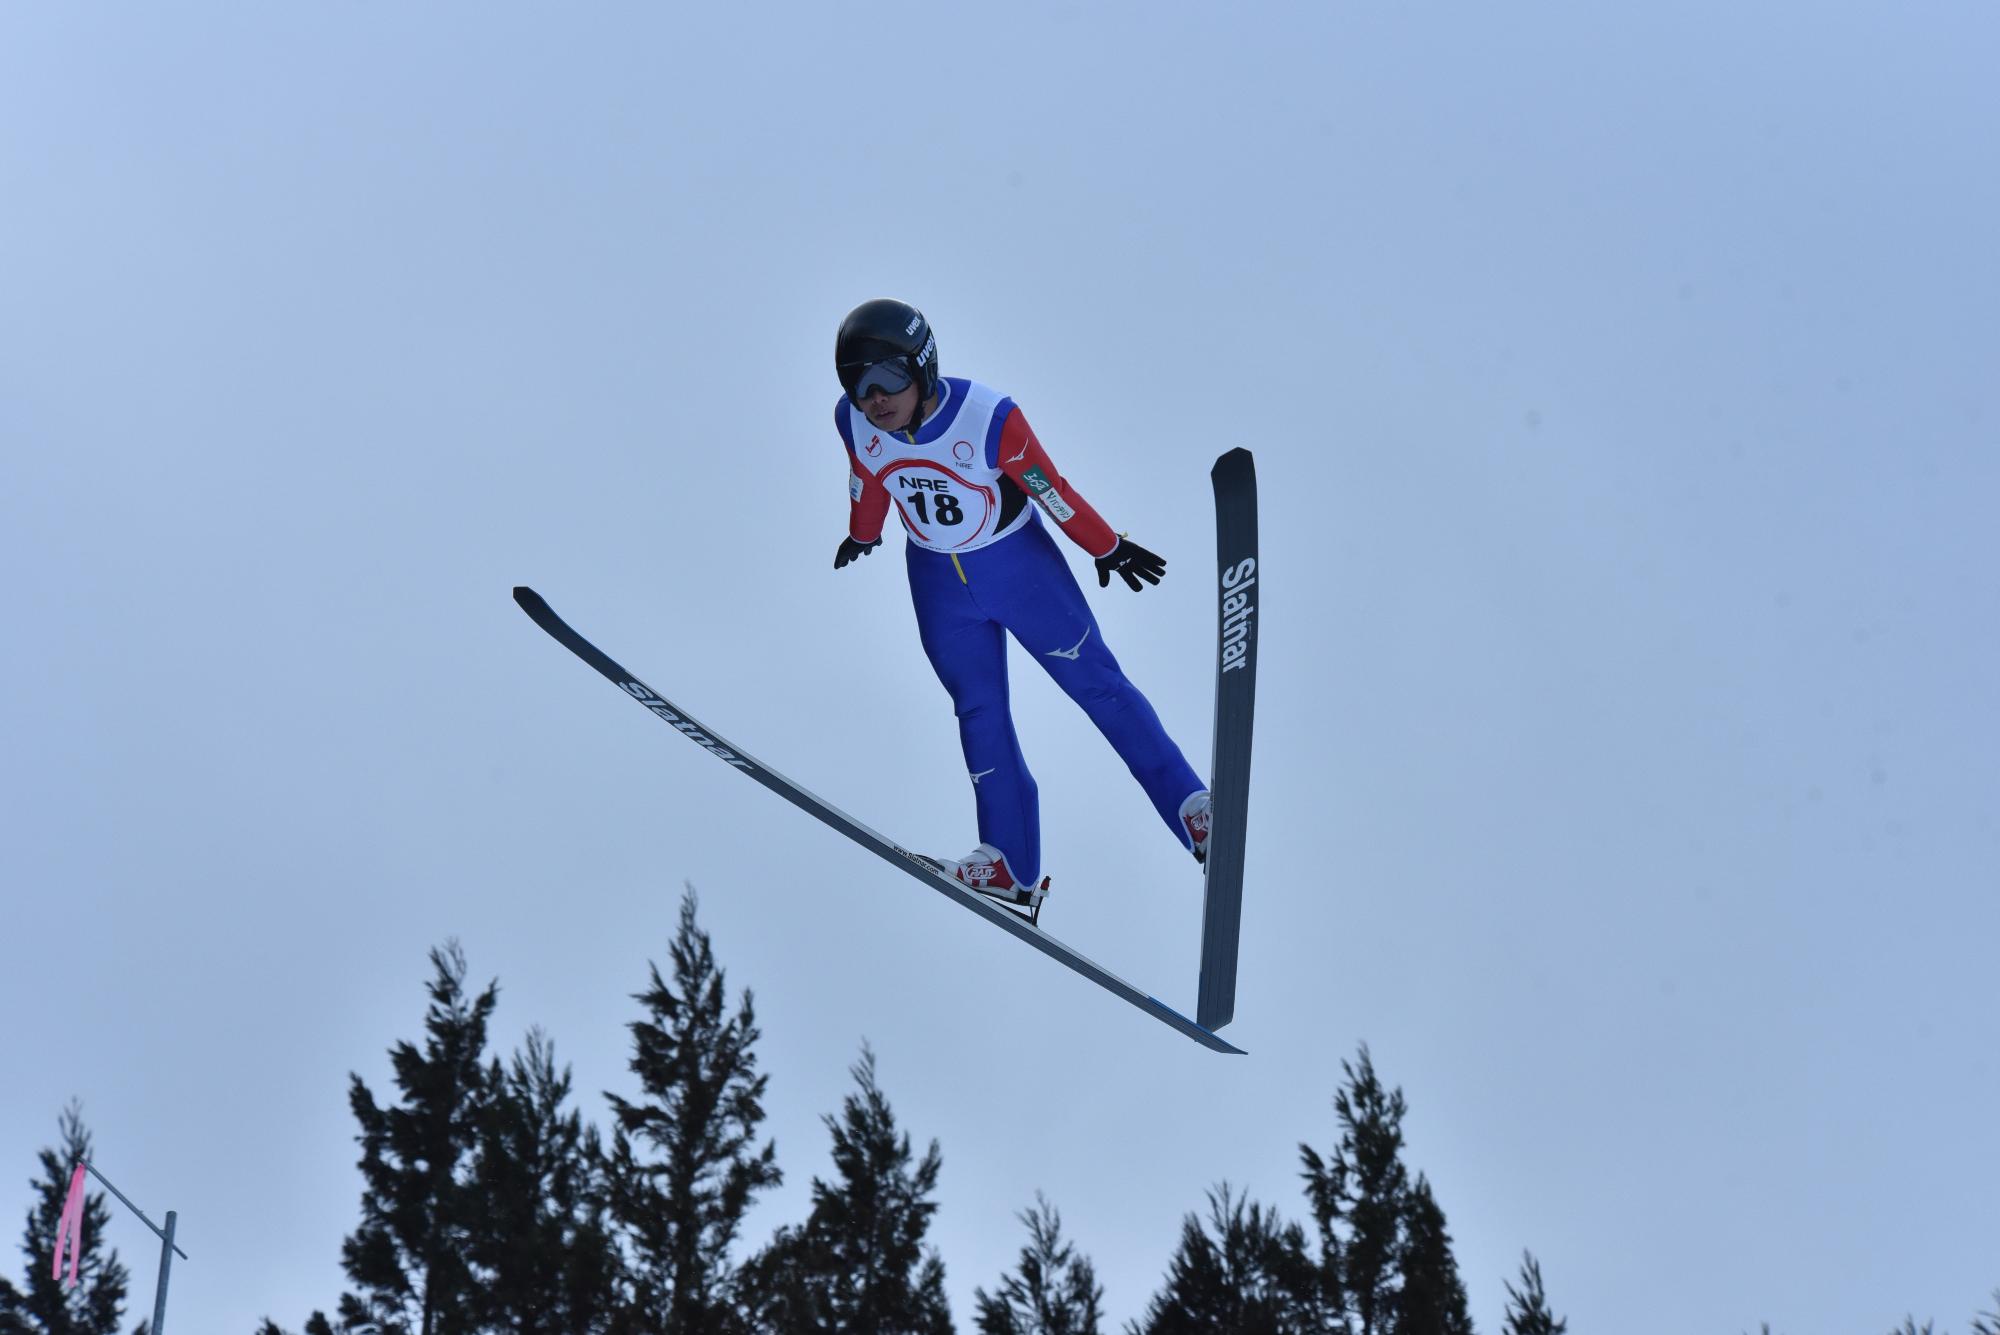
[1046,628,1092,660]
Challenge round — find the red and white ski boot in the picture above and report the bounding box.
[1180,790,1213,866]
[943,843,1050,923]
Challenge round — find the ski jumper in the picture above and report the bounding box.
[837,376,1204,884]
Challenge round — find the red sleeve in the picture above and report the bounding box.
[846,445,892,543]
[839,400,892,543]
[997,409,1119,559]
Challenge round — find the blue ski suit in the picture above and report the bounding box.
[838,376,1204,884]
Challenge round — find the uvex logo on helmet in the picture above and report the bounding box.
[835,299,940,400]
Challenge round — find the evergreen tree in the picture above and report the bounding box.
[738,1045,951,1334]
[604,887,780,1334]
[972,1192,1103,1335]
[1299,1045,1410,1335]
[1130,1184,1333,1335]
[0,1103,131,1335]
[1500,1251,1564,1335]
[469,1029,622,1334]
[334,942,497,1335]
[252,1316,335,1335]
[1973,1290,2000,1335]
[1393,1178,1471,1335]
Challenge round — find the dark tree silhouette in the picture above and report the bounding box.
[0,1103,131,1335]
[1300,1045,1409,1335]
[604,887,780,1334]
[1292,1045,1481,1335]
[469,1029,621,1333]
[972,1192,1103,1335]
[1973,1289,2000,1335]
[252,1316,335,1335]
[739,1045,951,1334]
[1501,1251,1564,1335]
[334,942,497,1335]
[1130,1184,1334,1334]
[1393,1177,1471,1335]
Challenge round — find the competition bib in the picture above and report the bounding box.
[882,458,1002,549]
[842,379,1033,554]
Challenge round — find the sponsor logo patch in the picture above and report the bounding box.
[953,440,974,462]
[849,470,864,502]
[1022,467,1076,522]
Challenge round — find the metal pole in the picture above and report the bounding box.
[151,1211,176,1335]
[79,1163,189,1260]
[74,1161,187,1333]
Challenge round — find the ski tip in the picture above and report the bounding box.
[513,586,544,610]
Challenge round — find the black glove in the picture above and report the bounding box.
[1095,536,1166,591]
[834,536,881,569]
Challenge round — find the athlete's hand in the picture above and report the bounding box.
[1095,536,1166,591]
[834,536,882,569]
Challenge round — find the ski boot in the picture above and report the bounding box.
[943,843,1050,925]
[1180,790,1213,866]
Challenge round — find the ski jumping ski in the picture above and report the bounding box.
[512,585,1246,1056]
[1197,448,1258,1031]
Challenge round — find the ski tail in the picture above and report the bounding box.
[1197,448,1258,1031]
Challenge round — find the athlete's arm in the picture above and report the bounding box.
[994,408,1119,558]
[846,455,891,544]
[838,402,893,545]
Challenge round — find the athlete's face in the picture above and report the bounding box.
[857,381,922,433]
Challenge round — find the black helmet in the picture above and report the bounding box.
[835,298,939,402]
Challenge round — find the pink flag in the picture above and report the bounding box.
[51,1161,86,1287]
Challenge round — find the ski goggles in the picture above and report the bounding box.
[846,359,914,402]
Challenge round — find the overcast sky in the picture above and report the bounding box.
[4,3,1996,1332]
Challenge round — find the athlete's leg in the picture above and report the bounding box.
[974,521,1206,847]
[906,544,1041,882]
